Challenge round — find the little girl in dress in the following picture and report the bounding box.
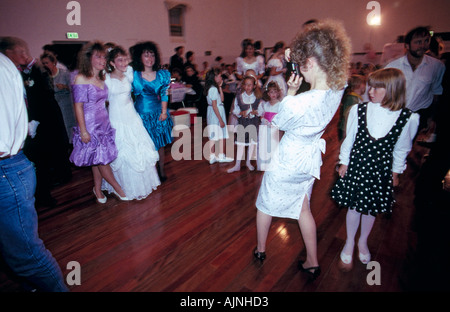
[257,81,282,171]
[227,72,262,173]
[331,68,419,271]
[204,67,233,164]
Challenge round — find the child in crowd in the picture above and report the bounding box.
[331,68,419,271]
[338,74,366,140]
[257,81,282,171]
[204,67,233,164]
[227,71,262,173]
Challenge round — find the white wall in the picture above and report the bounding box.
[1,0,450,67]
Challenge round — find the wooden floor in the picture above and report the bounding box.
[0,113,446,293]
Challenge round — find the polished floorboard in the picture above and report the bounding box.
[0,113,447,293]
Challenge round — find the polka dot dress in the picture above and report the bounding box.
[331,103,412,216]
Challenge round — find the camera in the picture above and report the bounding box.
[289,62,300,76]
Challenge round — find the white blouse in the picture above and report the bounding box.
[339,102,420,174]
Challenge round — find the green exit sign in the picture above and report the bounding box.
[66,32,79,39]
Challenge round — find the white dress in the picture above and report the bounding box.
[206,86,229,141]
[265,57,287,98]
[235,56,265,78]
[256,89,344,219]
[257,100,280,171]
[102,66,160,200]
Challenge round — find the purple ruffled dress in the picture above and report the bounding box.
[70,84,118,167]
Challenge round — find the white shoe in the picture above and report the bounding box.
[209,154,217,164]
[358,250,371,264]
[113,190,130,201]
[340,250,353,264]
[338,250,353,272]
[217,153,233,163]
[93,188,107,204]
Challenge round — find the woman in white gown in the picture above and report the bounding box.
[102,46,160,200]
[229,39,265,128]
[254,20,351,280]
[265,42,288,98]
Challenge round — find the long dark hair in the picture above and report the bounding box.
[106,45,127,73]
[204,67,221,96]
[130,41,161,72]
[77,41,106,80]
[240,39,254,58]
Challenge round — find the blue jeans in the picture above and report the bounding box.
[0,151,68,292]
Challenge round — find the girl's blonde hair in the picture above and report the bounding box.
[241,74,262,99]
[262,81,282,101]
[368,68,406,111]
[290,19,351,90]
[344,74,366,95]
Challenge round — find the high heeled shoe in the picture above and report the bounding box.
[253,247,266,263]
[93,188,107,204]
[113,190,130,201]
[298,260,321,280]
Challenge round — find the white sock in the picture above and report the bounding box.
[358,214,375,255]
[343,209,361,256]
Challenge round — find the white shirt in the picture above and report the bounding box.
[0,53,28,157]
[339,102,420,174]
[385,54,445,112]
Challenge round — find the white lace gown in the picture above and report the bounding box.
[265,57,287,98]
[102,66,160,200]
[256,89,344,220]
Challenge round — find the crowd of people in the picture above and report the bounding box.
[0,19,448,291]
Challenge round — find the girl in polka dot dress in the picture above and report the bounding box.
[331,68,419,271]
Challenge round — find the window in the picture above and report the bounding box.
[168,5,185,37]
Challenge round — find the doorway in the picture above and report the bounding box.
[51,41,88,71]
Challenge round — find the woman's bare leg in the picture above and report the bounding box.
[256,209,273,252]
[97,164,126,197]
[298,195,319,269]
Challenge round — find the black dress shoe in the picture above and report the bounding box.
[253,247,266,263]
[298,260,321,280]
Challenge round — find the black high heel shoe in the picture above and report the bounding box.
[298,260,321,280]
[253,248,266,263]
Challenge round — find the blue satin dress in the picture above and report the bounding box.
[132,69,173,150]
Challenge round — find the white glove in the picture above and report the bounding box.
[28,120,40,138]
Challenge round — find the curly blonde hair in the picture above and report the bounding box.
[290,19,351,90]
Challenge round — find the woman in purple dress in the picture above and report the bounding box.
[70,42,128,203]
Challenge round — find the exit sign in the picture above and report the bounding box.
[66,32,79,39]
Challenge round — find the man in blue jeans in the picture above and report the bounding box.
[0,41,68,292]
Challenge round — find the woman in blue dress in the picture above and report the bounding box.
[130,41,173,181]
